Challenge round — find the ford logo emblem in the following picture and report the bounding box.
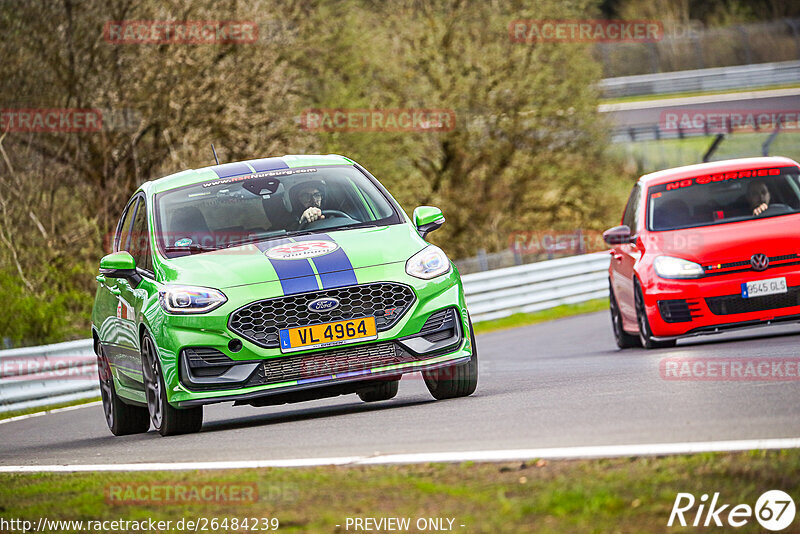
[308,298,340,312]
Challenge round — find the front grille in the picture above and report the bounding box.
[704,253,800,274]
[706,287,800,315]
[657,299,702,323]
[244,342,425,387]
[229,283,416,348]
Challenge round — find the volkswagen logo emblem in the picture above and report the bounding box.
[308,297,340,312]
[750,253,769,272]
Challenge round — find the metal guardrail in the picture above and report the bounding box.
[0,339,98,414]
[0,253,611,413]
[462,252,610,323]
[600,60,800,98]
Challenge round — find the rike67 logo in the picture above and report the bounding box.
[668,490,796,531]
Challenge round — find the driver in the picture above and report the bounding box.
[291,180,326,226]
[746,180,771,216]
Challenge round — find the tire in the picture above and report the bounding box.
[423,318,478,400]
[609,279,640,349]
[97,346,150,436]
[634,280,677,349]
[141,332,203,436]
[357,379,400,402]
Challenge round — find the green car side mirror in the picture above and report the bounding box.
[413,206,445,239]
[99,251,141,285]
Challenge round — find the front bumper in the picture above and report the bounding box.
[642,264,800,338]
[150,264,472,407]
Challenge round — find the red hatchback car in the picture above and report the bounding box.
[605,156,800,349]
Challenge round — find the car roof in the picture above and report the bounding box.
[638,156,800,188]
[141,154,356,195]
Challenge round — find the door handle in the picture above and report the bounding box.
[109,286,121,296]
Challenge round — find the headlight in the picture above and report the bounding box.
[158,285,227,314]
[653,256,704,279]
[406,245,451,280]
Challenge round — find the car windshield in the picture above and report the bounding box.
[154,165,399,256]
[647,166,800,231]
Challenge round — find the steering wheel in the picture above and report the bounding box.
[298,210,352,229]
[758,203,791,216]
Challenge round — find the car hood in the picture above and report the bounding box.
[646,214,800,265]
[158,224,428,289]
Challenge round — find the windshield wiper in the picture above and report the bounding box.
[163,244,218,254]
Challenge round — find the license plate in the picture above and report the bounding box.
[279,317,377,353]
[741,277,787,298]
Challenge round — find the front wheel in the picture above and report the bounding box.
[98,346,150,436]
[142,333,203,436]
[609,279,640,349]
[423,318,478,400]
[634,281,677,350]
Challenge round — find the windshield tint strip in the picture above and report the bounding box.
[249,157,289,172]
[210,161,252,178]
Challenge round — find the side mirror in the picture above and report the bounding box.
[99,251,141,284]
[413,206,445,238]
[603,225,633,245]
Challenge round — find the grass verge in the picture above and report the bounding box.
[0,396,101,422]
[473,298,608,335]
[0,450,796,532]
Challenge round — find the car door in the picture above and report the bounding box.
[610,183,642,331]
[97,197,138,367]
[115,193,153,388]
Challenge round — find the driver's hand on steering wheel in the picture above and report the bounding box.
[300,207,324,224]
[753,203,769,216]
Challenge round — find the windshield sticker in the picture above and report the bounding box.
[202,167,317,188]
[264,240,339,260]
[663,168,781,192]
[174,238,193,247]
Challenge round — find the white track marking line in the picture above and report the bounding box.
[2,437,798,472]
[598,87,800,112]
[0,401,101,425]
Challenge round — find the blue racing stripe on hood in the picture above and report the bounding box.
[295,234,358,289]
[254,238,319,295]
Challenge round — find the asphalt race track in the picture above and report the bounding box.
[2,311,799,467]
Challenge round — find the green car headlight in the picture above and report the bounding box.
[158,285,227,314]
[406,245,451,280]
[653,256,704,279]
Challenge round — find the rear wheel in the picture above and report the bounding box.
[423,318,478,400]
[142,332,203,436]
[634,281,677,349]
[609,279,640,349]
[357,379,399,402]
[97,346,150,436]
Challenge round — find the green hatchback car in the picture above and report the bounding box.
[92,154,477,436]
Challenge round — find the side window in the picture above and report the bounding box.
[130,197,153,273]
[622,184,641,232]
[115,198,139,252]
